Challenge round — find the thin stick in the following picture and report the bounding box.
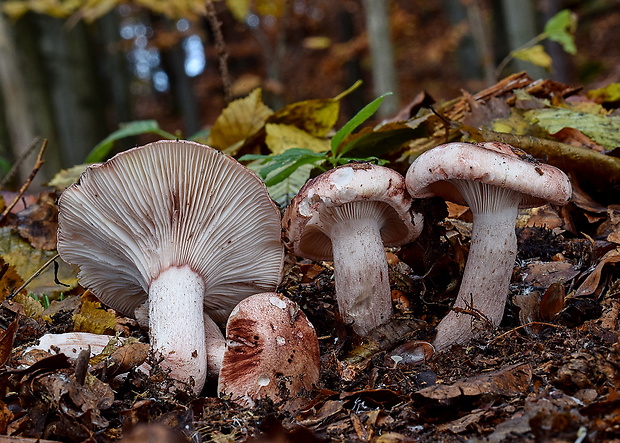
[0,137,41,188]
[487,322,561,345]
[0,139,47,223]
[205,0,232,102]
[7,253,59,301]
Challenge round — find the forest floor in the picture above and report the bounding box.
[0,74,620,442]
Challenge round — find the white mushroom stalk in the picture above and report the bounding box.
[57,141,284,394]
[432,182,522,350]
[406,142,571,351]
[283,163,423,336]
[320,202,395,335]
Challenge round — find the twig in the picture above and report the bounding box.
[0,139,47,223]
[0,137,41,188]
[7,253,59,301]
[205,0,232,102]
[487,321,561,346]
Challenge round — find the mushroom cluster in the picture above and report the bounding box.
[56,137,572,404]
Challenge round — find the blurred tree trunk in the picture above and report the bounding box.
[498,0,547,79]
[35,17,107,168]
[362,0,399,117]
[0,14,38,184]
[442,0,495,85]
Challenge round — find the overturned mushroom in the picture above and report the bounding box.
[406,141,571,350]
[57,140,284,393]
[283,163,423,336]
[218,292,320,407]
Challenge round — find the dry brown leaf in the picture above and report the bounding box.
[416,362,532,400]
[0,314,19,367]
[574,248,620,297]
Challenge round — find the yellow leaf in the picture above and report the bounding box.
[73,299,117,334]
[265,124,329,154]
[0,227,78,297]
[225,0,250,21]
[208,88,273,153]
[588,83,620,103]
[268,98,339,138]
[254,0,286,17]
[2,2,31,19]
[513,44,553,71]
[13,293,44,319]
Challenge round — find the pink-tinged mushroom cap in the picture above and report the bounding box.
[406,141,571,351]
[218,292,320,407]
[57,140,284,393]
[407,141,571,208]
[283,163,423,336]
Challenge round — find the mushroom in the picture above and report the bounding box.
[405,141,571,350]
[57,140,284,393]
[218,292,320,407]
[282,163,423,336]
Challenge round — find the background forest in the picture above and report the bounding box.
[0,0,618,186]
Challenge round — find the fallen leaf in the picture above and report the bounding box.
[265,123,329,154]
[0,315,19,367]
[208,88,273,153]
[525,107,620,150]
[574,248,620,297]
[267,97,339,138]
[0,227,78,296]
[73,299,118,335]
[416,363,532,400]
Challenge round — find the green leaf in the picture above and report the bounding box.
[266,163,314,207]
[543,9,577,54]
[240,148,325,180]
[331,92,392,156]
[85,120,176,163]
[524,107,620,149]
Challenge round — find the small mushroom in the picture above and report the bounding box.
[405,141,571,350]
[282,163,423,336]
[57,140,284,393]
[218,292,320,407]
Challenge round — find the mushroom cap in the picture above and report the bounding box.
[405,142,572,208]
[218,292,320,407]
[282,163,422,261]
[57,140,284,323]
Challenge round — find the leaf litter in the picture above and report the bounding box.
[0,74,620,441]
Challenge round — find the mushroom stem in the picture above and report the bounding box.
[149,266,207,393]
[327,206,393,336]
[433,182,521,351]
[203,312,225,380]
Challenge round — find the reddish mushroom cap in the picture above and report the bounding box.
[218,293,320,407]
[283,162,422,261]
[406,141,572,207]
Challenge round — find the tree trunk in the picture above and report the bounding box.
[362,0,399,117]
[0,14,38,184]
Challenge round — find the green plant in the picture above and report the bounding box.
[239,92,393,187]
[496,9,578,75]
